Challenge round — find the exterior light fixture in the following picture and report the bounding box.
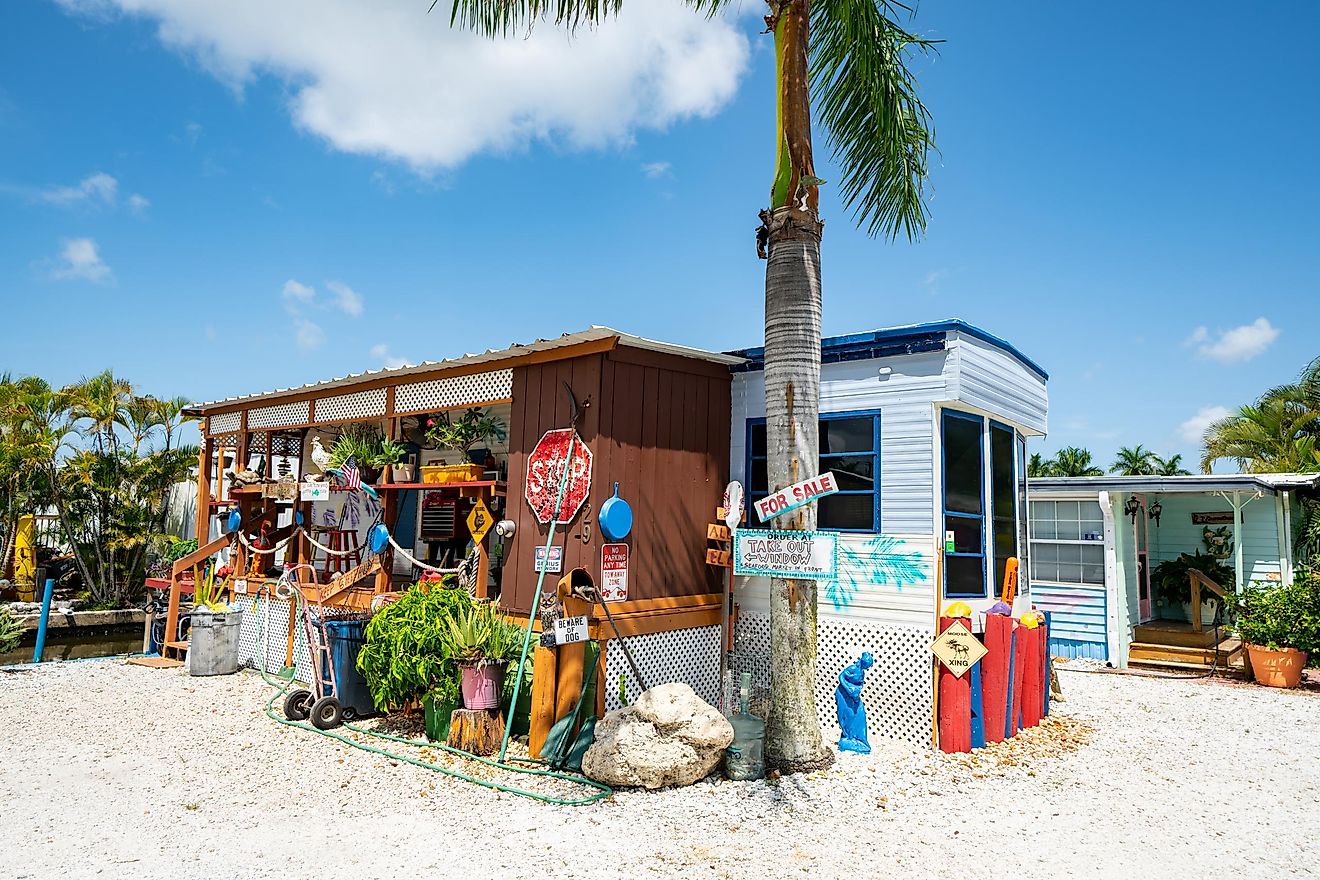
[1148,499,1163,526]
[1124,496,1141,523]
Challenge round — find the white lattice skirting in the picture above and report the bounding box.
[604,625,722,713]
[234,593,314,685]
[735,612,933,749]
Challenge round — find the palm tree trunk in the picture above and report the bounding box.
[761,0,833,774]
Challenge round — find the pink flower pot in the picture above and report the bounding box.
[459,661,507,710]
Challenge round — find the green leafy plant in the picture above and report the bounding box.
[423,408,506,458]
[329,424,385,469]
[356,583,473,712]
[445,601,494,663]
[373,439,408,467]
[1151,552,1236,608]
[1230,568,1320,654]
[0,605,23,653]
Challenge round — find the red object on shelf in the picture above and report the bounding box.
[937,615,972,754]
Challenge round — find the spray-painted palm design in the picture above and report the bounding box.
[826,535,928,609]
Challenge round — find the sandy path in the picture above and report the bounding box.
[1,660,1317,880]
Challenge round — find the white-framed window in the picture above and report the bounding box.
[1029,499,1105,585]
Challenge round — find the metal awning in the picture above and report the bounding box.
[1028,473,1320,496]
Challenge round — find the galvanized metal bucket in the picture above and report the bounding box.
[188,609,242,676]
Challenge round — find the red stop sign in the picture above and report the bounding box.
[525,429,593,524]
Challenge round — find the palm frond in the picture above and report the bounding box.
[440,0,730,39]
[811,0,937,239]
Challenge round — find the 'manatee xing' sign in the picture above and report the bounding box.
[734,530,837,579]
[755,472,840,523]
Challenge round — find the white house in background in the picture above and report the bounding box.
[1027,473,1320,669]
[725,319,1048,747]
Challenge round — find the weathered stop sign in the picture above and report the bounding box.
[525,428,593,524]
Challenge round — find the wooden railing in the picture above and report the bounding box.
[1187,567,1227,633]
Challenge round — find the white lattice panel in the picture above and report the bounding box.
[315,388,386,423]
[248,400,310,429]
[604,625,721,712]
[235,595,313,684]
[735,612,933,748]
[395,369,512,414]
[208,412,241,435]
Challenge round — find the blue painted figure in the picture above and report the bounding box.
[836,652,875,754]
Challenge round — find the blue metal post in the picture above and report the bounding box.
[32,577,55,664]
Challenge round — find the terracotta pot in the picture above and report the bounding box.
[1246,644,1308,688]
[459,661,507,709]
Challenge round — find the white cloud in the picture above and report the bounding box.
[126,193,150,215]
[641,161,671,179]
[282,279,316,303]
[40,172,118,206]
[371,343,409,370]
[293,317,325,352]
[922,268,949,294]
[326,280,363,317]
[1189,318,1280,364]
[55,0,750,171]
[50,237,112,283]
[1180,405,1232,444]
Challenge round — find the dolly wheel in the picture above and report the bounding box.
[341,707,357,722]
[283,689,313,721]
[310,696,343,730]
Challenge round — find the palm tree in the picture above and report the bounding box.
[1200,395,1320,474]
[1048,447,1104,477]
[444,0,937,771]
[1111,444,1157,476]
[1027,452,1053,478]
[1153,453,1191,476]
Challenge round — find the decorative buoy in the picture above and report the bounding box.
[369,522,390,555]
[226,509,241,533]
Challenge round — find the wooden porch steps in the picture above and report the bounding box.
[1133,620,1220,649]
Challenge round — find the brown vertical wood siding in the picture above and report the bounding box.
[502,347,730,614]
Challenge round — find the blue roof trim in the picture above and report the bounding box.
[726,319,1049,381]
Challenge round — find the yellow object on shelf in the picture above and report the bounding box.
[420,463,484,485]
[944,601,972,618]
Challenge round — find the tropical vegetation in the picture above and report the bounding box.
[1150,552,1235,610]
[1230,565,1320,657]
[0,371,196,608]
[1200,356,1320,475]
[1028,445,1191,477]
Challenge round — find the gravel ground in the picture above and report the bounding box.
[2,659,1317,880]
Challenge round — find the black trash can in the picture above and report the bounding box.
[321,617,375,719]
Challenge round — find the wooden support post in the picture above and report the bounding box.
[1009,624,1028,736]
[937,616,972,753]
[595,639,608,720]
[1021,627,1043,729]
[981,613,1012,743]
[528,644,558,759]
[285,598,297,670]
[554,585,590,724]
[195,439,211,546]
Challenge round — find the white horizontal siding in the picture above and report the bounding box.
[881,402,934,534]
[735,533,935,629]
[944,332,1048,436]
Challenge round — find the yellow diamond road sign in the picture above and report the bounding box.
[466,498,494,544]
[930,620,988,678]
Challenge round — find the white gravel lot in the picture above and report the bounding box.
[1,659,1317,880]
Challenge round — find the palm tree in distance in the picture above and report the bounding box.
[1111,445,1157,476]
[1048,447,1105,477]
[440,0,938,772]
[1153,453,1191,476]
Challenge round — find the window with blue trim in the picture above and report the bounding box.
[746,412,880,532]
[942,411,986,596]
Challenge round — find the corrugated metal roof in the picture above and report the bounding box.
[187,326,745,414]
[1028,473,1320,495]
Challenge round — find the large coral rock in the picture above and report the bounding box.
[582,683,734,789]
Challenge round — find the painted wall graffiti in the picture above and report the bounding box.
[825,534,930,609]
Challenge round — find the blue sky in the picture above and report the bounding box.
[2,0,1317,470]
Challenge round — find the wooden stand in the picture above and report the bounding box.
[447,708,506,756]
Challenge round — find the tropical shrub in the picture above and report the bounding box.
[356,582,473,711]
[1230,568,1320,655]
[0,605,23,653]
[1151,552,1236,608]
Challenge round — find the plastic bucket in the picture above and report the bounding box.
[460,662,506,710]
[424,693,461,742]
[188,609,241,676]
[322,617,375,717]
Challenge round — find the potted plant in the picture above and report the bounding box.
[445,601,527,709]
[189,564,241,676]
[356,580,473,739]
[374,439,415,483]
[1152,552,1235,625]
[330,425,385,483]
[1231,569,1320,688]
[422,408,506,484]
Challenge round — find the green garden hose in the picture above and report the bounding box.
[251,584,611,806]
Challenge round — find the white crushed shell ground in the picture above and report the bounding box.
[1,659,1317,880]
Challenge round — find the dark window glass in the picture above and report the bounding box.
[946,514,982,555]
[819,418,873,454]
[750,459,768,495]
[991,424,1017,595]
[945,555,985,598]
[943,414,983,515]
[750,423,767,457]
[1017,435,1029,594]
[818,494,873,530]
[822,455,875,490]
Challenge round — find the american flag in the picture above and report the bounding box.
[340,454,362,491]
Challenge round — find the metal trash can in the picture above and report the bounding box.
[322,617,375,718]
[188,609,242,676]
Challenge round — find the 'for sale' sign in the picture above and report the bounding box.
[754,472,840,522]
[600,543,629,602]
